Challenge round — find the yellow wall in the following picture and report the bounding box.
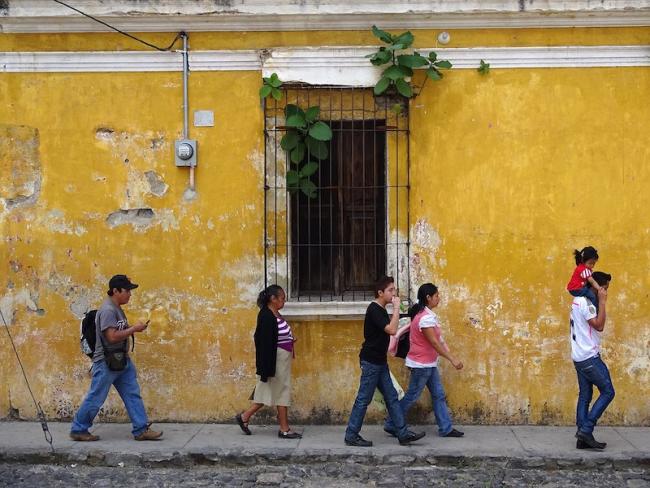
[1,27,649,425]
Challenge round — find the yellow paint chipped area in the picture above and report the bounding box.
[409,66,650,424]
[0,27,648,52]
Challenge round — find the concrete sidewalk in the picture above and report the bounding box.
[0,422,648,469]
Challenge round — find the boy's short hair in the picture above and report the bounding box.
[374,276,394,298]
[590,271,612,287]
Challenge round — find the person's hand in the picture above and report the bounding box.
[132,320,149,333]
[597,287,608,301]
[452,358,464,370]
[391,296,401,313]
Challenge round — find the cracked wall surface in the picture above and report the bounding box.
[0,28,649,426]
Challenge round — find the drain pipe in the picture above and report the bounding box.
[174,32,198,198]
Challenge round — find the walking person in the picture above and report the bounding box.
[570,271,613,449]
[344,276,426,447]
[384,283,464,438]
[236,285,302,439]
[70,275,163,441]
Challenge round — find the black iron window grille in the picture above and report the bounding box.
[264,86,410,302]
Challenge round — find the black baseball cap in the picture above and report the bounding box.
[108,274,139,292]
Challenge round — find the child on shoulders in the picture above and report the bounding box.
[567,246,603,310]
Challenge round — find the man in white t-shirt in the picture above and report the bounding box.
[570,271,613,450]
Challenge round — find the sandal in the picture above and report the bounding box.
[278,430,302,439]
[235,413,252,435]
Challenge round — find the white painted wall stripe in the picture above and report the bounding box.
[1,46,649,83]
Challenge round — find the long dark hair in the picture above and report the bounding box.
[574,246,599,265]
[256,284,284,309]
[408,283,439,319]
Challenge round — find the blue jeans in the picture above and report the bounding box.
[384,367,453,436]
[71,359,149,437]
[574,355,615,435]
[570,287,598,311]
[345,360,408,441]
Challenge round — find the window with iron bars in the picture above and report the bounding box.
[264,86,410,304]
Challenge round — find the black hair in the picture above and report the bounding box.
[256,284,284,309]
[590,271,612,288]
[574,246,599,265]
[408,283,439,319]
[374,276,394,298]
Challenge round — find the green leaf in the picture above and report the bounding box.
[259,85,272,99]
[368,48,392,66]
[478,59,490,75]
[371,25,393,44]
[286,170,300,186]
[374,76,391,95]
[280,131,300,151]
[434,60,452,69]
[428,51,437,62]
[290,143,306,164]
[306,137,328,159]
[285,104,301,118]
[390,103,403,115]
[397,54,429,68]
[395,78,413,98]
[286,113,307,128]
[300,161,319,177]
[299,178,317,198]
[386,43,405,51]
[271,87,282,101]
[305,106,320,123]
[392,31,414,48]
[268,72,282,88]
[426,67,442,81]
[308,121,333,141]
[382,65,406,81]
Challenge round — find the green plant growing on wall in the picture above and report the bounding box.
[280,104,333,198]
[478,59,490,75]
[367,25,452,98]
[260,72,283,100]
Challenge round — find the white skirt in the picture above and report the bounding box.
[253,348,293,407]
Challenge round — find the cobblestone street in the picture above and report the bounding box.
[1,462,649,488]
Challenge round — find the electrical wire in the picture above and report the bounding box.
[0,309,54,452]
[51,0,183,52]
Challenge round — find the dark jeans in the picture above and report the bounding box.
[570,287,599,311]
[574,355,615,435]
[345,360,408,441]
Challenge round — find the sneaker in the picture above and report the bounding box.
[398,430,426,446]
[278,430,302,439]
[134,427,163,441]
[344,435,373,447]
[442,428,464,438]
[575,431,606,449]
[70,431,99,442]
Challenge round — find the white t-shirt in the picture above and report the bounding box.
[405,308,444,368]
[570,296,600,362]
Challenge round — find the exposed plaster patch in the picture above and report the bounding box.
[43,209,87,236]
[144,170,168,197]
[247,149,264,178]
[0,288,43,326]
[223,254,265,306]
[45,272,101,319]
[0,125,41,210]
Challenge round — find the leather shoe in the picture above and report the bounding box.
[344,435,373,447]
[134,427,163,441]
[398,430,426,445]
[236,413,252,435]
[575,431,606,449]
[278,430,302,439]
[70,431,99,442]
[443,428,464,438]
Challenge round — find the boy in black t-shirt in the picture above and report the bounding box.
[344,276,426,447]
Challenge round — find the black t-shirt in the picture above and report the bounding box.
[359,301,390,365]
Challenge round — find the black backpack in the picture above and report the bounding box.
[80,310,98,359]
[395,330,410,359]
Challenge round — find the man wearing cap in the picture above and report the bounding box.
[70,274,163,441]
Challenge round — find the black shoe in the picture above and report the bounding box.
[398,430,426,446]
[278,430,302,439]
[235,413,252,435]
[345,435,373,447]
[576,431,606,449]
[383,426,398,437]
[443,428,464,438]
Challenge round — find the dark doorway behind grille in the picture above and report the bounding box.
[290,120,386,298]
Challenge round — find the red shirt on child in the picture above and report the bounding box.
[567,264,593,291]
